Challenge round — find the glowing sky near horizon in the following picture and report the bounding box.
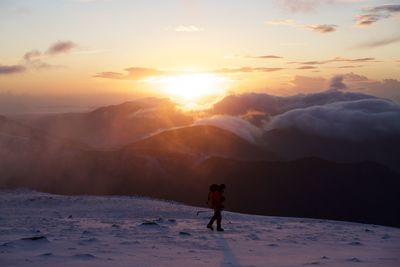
[0,0,399,106]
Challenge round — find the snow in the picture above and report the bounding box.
[0,190,399,267]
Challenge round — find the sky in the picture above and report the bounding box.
[0,0,399,112]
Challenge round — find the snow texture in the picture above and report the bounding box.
[0,190,399,267]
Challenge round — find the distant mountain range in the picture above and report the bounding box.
[1,96,400,227]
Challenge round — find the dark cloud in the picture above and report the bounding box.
[0,65,26,75]
[308,24,337,33]
[94,67,165,80]
[357,35,400,49]
[216,67,285,73]
[329,75,347,90]
[46,41,77,55]
[356,4,400,26]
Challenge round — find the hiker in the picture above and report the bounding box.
[207,184,226,231]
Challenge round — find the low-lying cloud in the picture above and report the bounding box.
[212,89,375,117]
[267,98,400,141]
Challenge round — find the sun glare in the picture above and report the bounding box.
[149,73,229,106]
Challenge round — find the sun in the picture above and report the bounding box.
[150,73,229,105]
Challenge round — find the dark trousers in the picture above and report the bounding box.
[208,208,222,228]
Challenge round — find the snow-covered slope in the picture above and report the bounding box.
[0,190,399,267]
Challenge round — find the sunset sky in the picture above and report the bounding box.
[0,0,399,111]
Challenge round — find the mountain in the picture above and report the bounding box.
[2,99,400,228]
[262,128,400,173]
[1,114,399,227]
[125,125,278,160]
[13,98,193,149]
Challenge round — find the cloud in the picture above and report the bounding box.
[297,66,318,70]
[46,41,77,55]
[95,65,285,80]
[212,90,374,117]
[337,65,364,68]
[0,65,26,75]
[23,50,42,62]
[290,57,376,65]
[267,20,338,34]
[175,25,204,32]
[94,67,165,80]
[266,98,400,141]
[328,75,347,90]
[307,24,337,33]
[356,4,400,26]
[266,19,297,26]
[23,50,55,70]
[215,67,285,74]
[245,55,282,59]
[337,73,400,102]
[194,115,262,144]
[3,41,79,73]
[278,0,335,13]
[225,54,282,60]
[356,35,400,49]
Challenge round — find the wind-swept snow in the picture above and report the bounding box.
[0,190,399,267]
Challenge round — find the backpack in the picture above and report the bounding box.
[207,184,219,208]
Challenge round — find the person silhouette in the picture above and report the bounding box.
[207,184,226,231]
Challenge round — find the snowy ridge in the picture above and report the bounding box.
[0,190,399,267]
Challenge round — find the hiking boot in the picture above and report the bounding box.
[217,227,224,232]
[207,224,214,231]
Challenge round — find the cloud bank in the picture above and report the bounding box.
[267,98,400,141]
